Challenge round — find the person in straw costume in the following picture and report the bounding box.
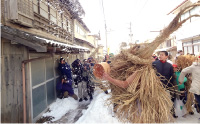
[97,3,200,123]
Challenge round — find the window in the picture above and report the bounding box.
[57,13,62,28]
[166,40,171,47]
[184,46,187,55]
[194,45,199,55]
[40,1,48,19]
[181,12,190,24]
[63,16,67,30]
[33,0,38,13]
[50,6,57,24]
[183,41,192,46]
[188,46,193,54]
[191,6,200,22]
[67,20,71,32]
[194,39,200,44]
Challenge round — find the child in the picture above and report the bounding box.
[173,64,188,117]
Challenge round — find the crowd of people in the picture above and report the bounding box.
[55,50,200,120]
[56,57,96,102]
[151,51,200,118]
[103,50,200,119]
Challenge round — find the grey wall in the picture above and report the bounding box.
[1,38,29,123]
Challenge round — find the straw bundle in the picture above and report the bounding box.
[176,55,197,113]
[98,3,200,123]
[176,55,197,71]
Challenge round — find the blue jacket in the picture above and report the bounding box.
[58,62,72,80]
[152,60,174,88]
[56,79,74,95]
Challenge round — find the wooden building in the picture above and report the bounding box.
[1,0,90,123]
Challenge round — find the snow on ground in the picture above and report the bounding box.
[75,88,121,123]
[42,88,79,122]
[42,96,79,122]
[42,87,200,123]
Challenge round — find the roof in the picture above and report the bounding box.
[76,17,91,32]
[74,38,95,48]
[88,33,101,40]
[1,25,89,53]
[167,0,189,15]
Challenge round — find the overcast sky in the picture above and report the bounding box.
[79,0,184,54]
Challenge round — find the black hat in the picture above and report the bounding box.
[60,57,65,63]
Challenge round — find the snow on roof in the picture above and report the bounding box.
[35,36,90,52]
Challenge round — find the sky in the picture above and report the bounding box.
[79,0,185,54]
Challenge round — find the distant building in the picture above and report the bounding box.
[155,35,177,63]
[168,0,200,56]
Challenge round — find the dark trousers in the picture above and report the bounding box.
[179,88,187,104]
[195,94,200,105]
[57,90,63,99]
[195,94,200,113]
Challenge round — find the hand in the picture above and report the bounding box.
[179,82,183,85]
[102,72,110,80]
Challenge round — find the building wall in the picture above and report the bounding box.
[87,35,97,47]
[1,0,74,44]
[173,2,200,55]
[1,0,89,123]
[74,19,88,41]
[1,38,83,123]
[1,38,29,123]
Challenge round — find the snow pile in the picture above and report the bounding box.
[42,97,79,121]
[75,88,121,123]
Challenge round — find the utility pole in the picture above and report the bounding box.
[101,0,108,54]
[129,22,133,43]
[105,21,108,54]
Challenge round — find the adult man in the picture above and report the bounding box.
[72,59,88,102]
[152,51,177,118]
[56,75,78,100]
[58,57,72,80]
[82,59,94,100]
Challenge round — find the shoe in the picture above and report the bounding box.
[90,96,93,100]
[79,98,83,102]
[173,113,178,118]
[189,111,194,115]
[84,97,88,101]
[104,90,108,94]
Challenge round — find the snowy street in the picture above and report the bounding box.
[41,87,200,123]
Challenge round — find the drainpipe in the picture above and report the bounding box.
[22,56,51,123]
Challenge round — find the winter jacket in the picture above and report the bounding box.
[152,60,174,88]
[175,72,187,91]
[82,63,90,80]
[58,62,72,80]
[72,59,83,83]
[56,79,74,95]
[179,62,200,95]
